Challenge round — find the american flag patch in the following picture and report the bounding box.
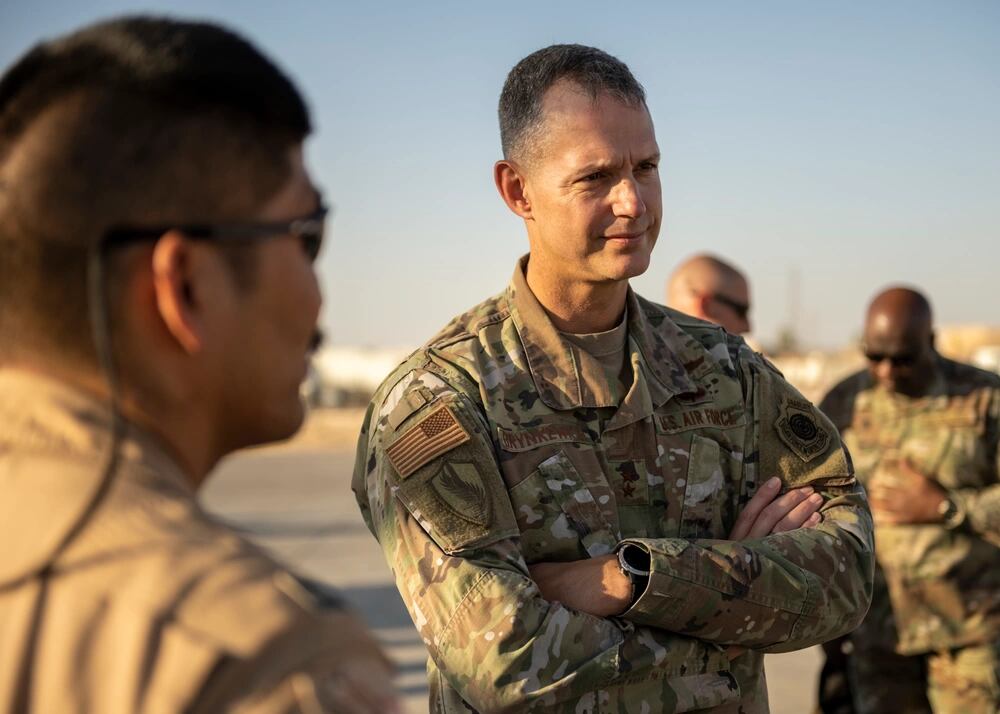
[385,404,470,478]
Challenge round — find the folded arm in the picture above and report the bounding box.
[353,376,734,712]
[615,359,874,652]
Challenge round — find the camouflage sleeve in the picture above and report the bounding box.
[949,486,1000,547]
[352,365,735,712]
[618,359,875,653]
[948,384,1000,545]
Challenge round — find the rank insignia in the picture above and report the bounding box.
[775,397,830,462]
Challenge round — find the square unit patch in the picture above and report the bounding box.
[775,397,830,462]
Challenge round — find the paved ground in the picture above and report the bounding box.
[200,444,822,714]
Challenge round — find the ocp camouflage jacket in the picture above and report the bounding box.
[822,357,1000,655]
[354,258,874,713]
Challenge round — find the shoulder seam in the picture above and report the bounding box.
[430,309,511,350]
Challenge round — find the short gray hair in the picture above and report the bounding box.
[498,44,646,161]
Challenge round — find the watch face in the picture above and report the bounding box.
[618,545,651,577]
[938,497,958,525]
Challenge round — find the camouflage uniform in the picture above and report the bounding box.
[354,258,874,713]
[821,357,1000,713]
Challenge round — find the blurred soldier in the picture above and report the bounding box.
[818,287,1000,713]
[0,17,397,714]
[667,253,752,335]
[354,44,873,713]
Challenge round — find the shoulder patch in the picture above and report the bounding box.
[756,364,856,489]
[430,461,492,527]
[386,404,470,478]
[775,396,831,462]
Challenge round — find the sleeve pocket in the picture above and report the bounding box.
[396,450,518,554]
[756,364,856,489]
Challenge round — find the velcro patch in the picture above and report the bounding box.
[386,404,470,478]
[431,462,492,527]
[775,397,830,462]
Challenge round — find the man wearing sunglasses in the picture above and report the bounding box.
[816,287,1000,713]
[667,253,752,335]
[0,17,396,714]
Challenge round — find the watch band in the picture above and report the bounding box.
[618,545,651,577]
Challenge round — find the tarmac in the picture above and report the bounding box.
[200,440,822,714]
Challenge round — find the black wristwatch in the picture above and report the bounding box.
[617,544,651,609]
[937,495,963,529]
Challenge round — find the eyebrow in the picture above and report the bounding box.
[574,152,661,176]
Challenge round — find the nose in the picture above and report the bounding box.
[612,177,646,220]
[872,358,895,384]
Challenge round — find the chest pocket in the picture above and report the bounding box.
[656,417,746,540]
[851,396,991,490]
[909,402,989,489]
[844,409,888,484]
[679,435,730,539]
[508,449,619,563]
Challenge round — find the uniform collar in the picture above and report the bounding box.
[506,256,701,418]
[924,354,948,397]
[0,368,192,583]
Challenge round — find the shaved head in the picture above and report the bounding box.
[667,253,750,334]
[862,286,936,396]
[866,287,933,336]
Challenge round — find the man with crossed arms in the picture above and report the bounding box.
[355,44,873,713]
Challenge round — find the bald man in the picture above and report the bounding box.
[667,253,751,334]
[816,287,1000,713]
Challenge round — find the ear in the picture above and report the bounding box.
[696,293,713,321]
[149,231,208,355]
[494,160,533,219]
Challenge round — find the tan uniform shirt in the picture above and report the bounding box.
[0,369,390,713]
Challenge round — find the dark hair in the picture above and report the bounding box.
[498,44,646,161]
[0,16,311,364]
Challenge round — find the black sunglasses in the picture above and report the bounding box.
[101,204,329,262]
[864,351,918,368]
[709,293,750,320]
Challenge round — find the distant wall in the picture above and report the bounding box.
[305,325,1000,409]
[305,346,414,407]
[770,324,1000,403]
[768,351,865,404]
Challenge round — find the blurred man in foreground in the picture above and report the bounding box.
[354,43,873,713]
[0,17,396,714]
[667,253,751,335]
[817,287,1000,713]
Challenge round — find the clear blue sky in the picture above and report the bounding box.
[3,1,998,349]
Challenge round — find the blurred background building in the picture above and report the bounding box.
[305,325,1000,409]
